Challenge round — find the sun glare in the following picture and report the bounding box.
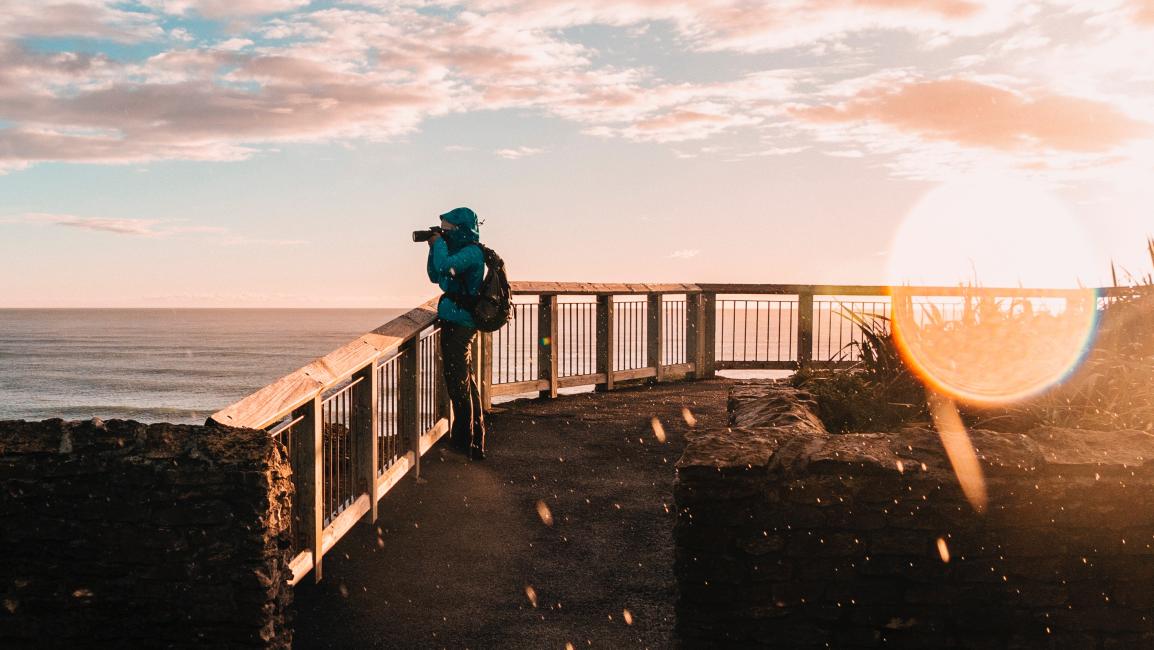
[886,175,1100,404]
[887,175,1100,289]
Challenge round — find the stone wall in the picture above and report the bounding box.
[675,382,1154,648]
[0,418,294,648]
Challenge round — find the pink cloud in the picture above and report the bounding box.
[494,146,544,159]
[22,213,164,236]
[11,212,308,246]
[2,0,1148,174]
[0,1,164,42]
[142,0,311,18]
[796,79,1150,153]
[635,110,728,132]
[0,128,257,168]
[1133,0,1154,24]
[848,0,982,20]
[0,41,452,166]
[467,0,1036,52]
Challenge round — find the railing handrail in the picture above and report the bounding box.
[210,297,439,430]
[510,282,701,295]
[514,281,1138,298]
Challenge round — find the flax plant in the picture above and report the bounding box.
[1018,241,1154,431]
[791,309,927,432]
[794,242,1154,435]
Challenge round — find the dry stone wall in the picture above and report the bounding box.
[0,418,294,648]
[675,382,1154,648]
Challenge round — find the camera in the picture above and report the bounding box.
[412,226,444,242]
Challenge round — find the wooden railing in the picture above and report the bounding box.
[211,281,1139,584]
[210,298,453,584]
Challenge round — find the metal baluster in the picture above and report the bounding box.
[776,301,783,361]
[826,301,833,358]
[729,300,735,362]
[742,300,749,361]
[789,302,798,360]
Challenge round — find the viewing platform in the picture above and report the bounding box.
[4,280,1150,648]
[291,377,732,649]
[206,280,1125,589]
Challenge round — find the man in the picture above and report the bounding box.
[426,206,487,460]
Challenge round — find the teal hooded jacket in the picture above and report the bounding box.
[427,207,484,328]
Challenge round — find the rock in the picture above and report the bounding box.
[728,381,828,434]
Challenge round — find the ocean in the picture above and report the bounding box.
[0,309,405,425]
[0,306,797,426]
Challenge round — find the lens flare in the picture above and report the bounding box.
[928,390,987,514]
[887,175,1100,404]
[891,289,1098,404]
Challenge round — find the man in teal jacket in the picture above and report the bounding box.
[426,207,487,459]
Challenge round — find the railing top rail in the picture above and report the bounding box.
[511,281,1138,298]
[697,283,1120,297]
[209,297,439,430]
[510,282,701,295]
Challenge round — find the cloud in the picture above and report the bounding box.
[141,0,311,18]
[0,1,962,170]
[21,213,165,236]
[1,0,1153,181]
[465,0,1039,53]
[0,1,165,42]
[218,235,308,246]
[0,0,1023,171]
[0,127,259,170]
[735,146,809,158]
[214,38,255,51]
[795,79,1151,153]
[1135,0,1154,24]
[669,249,700,259]
[494,146,544,159]
[9,213,309,246]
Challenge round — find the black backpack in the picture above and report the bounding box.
[447,243,513,332]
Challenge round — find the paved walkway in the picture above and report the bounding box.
[292,378,733,649]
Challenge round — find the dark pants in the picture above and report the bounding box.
[439,320,485,453]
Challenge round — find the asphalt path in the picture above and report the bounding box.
[292,378,732,650]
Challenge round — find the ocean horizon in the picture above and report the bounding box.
[0,306,798,426]
[0,309,407,424]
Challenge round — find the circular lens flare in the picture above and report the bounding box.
[887,176,1099,404]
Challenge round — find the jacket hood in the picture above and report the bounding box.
[440,207,480,249]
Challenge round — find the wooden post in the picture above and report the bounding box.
[797,290,814,369]
[647,293,664,382]
[292,395,325,583]
[397,338,421,480]
[479,332,492,412]
[595,294,615,392]
[538,294,558,399]
[353,364,378,524]
[685,293,703,379]
[701,292,717,378]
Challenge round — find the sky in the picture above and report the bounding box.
[1,0,1153,307]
